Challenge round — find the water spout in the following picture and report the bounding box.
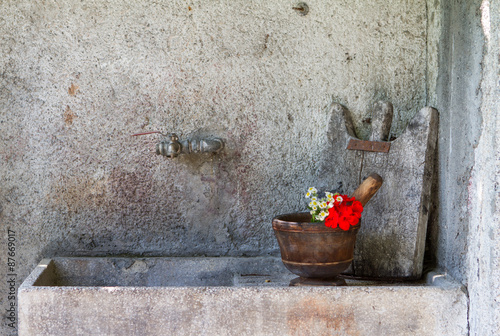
[132,131,224,158]
[156,133,224,158]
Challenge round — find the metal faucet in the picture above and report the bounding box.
[156,133,224,158]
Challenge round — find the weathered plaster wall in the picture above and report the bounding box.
[432,0,500,334]
[434,0,484,285]
[426,0,442,108]
[1,0,429,334]
[465,0,500,333]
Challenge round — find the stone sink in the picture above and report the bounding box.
[19,257,467,336]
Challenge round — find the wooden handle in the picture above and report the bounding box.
[350,173,383,206]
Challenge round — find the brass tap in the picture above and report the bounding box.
[133,131,224,158]
[156,133,224,158]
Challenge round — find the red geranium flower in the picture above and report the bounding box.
[324,195,363,230]
[325,209,339,228]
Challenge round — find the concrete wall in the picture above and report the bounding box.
[431,0,483,284]
[431,0,500,334]
[465,0,500,333]
[0,1,428,334]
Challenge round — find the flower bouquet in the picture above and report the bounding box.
[305,188,364,230]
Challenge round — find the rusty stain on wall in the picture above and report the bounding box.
[47,175,108,214]
[68,83,79,96]
[64,106,77,126]
[109,169,156,203]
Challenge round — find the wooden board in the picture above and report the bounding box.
[318,103,438,279]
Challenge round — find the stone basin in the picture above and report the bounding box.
[19,257,467,335]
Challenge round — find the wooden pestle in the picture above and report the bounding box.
[350,173,383,206]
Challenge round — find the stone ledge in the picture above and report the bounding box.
[19,257,468,335]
